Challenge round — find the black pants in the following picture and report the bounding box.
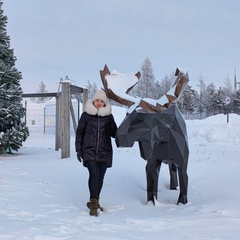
[85,160,107,199]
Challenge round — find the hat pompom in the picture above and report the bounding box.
[92,90,107,104]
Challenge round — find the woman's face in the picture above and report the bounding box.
[93,99,105,109]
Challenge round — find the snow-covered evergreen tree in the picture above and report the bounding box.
[214,87,226,114]
[156,71,175,99]
[222,75,233,98]
[86,80,98,100]
[205,84,225,116]
[0,1,29,154]
[31,81,51,103]
[232,89,240,114]
[178,85,198,119]
[197,74,207,119]
[205,83,216,116]
[133,57,156,98]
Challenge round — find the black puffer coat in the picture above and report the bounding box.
[75,100,117,168]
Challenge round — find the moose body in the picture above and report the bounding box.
[115,105,189,205]
[100,64,190,205]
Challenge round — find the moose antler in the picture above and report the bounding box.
[100,64,141,108]
[139,68,189,112]
[100,65,189,113]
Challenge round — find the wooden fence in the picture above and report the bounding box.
[22,82,88,158]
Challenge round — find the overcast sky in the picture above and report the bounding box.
[3,0,240,93]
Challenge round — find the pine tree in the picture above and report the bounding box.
[0,1,29,154]
[232,89,240,114]
[86,80,98,100]
[157,71,175,99]
[133,57,156,98]
[177,85,198,119]
[214,87,226,114]
[197,74,207,119]
[31,81,51,103]
[205,83,216,116]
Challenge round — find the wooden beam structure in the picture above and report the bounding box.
[22,83,88,159]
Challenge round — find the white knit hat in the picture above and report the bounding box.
[92,90,107,104]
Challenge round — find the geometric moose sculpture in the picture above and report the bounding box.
[100,65,189,205]
[115,104,189,205]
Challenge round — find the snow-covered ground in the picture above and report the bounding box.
[1,106,240,240]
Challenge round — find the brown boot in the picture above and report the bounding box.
[87,198,98,216]
[87,197,104,212]
[96,197,104,212]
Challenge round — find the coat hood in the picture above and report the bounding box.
[92,90,107,104]
[84,99,112,117]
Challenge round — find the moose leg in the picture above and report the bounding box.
[177,165,188,204]
[145,159,161,205]
[169,163,178,190]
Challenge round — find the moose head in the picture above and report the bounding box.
[100,65,189,205]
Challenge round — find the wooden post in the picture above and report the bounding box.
[70,99,77,134]
[60,81,70,158]
[55,95,60,151]
[82,88,88,112]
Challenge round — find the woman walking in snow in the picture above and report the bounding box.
[75,90,117,216]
